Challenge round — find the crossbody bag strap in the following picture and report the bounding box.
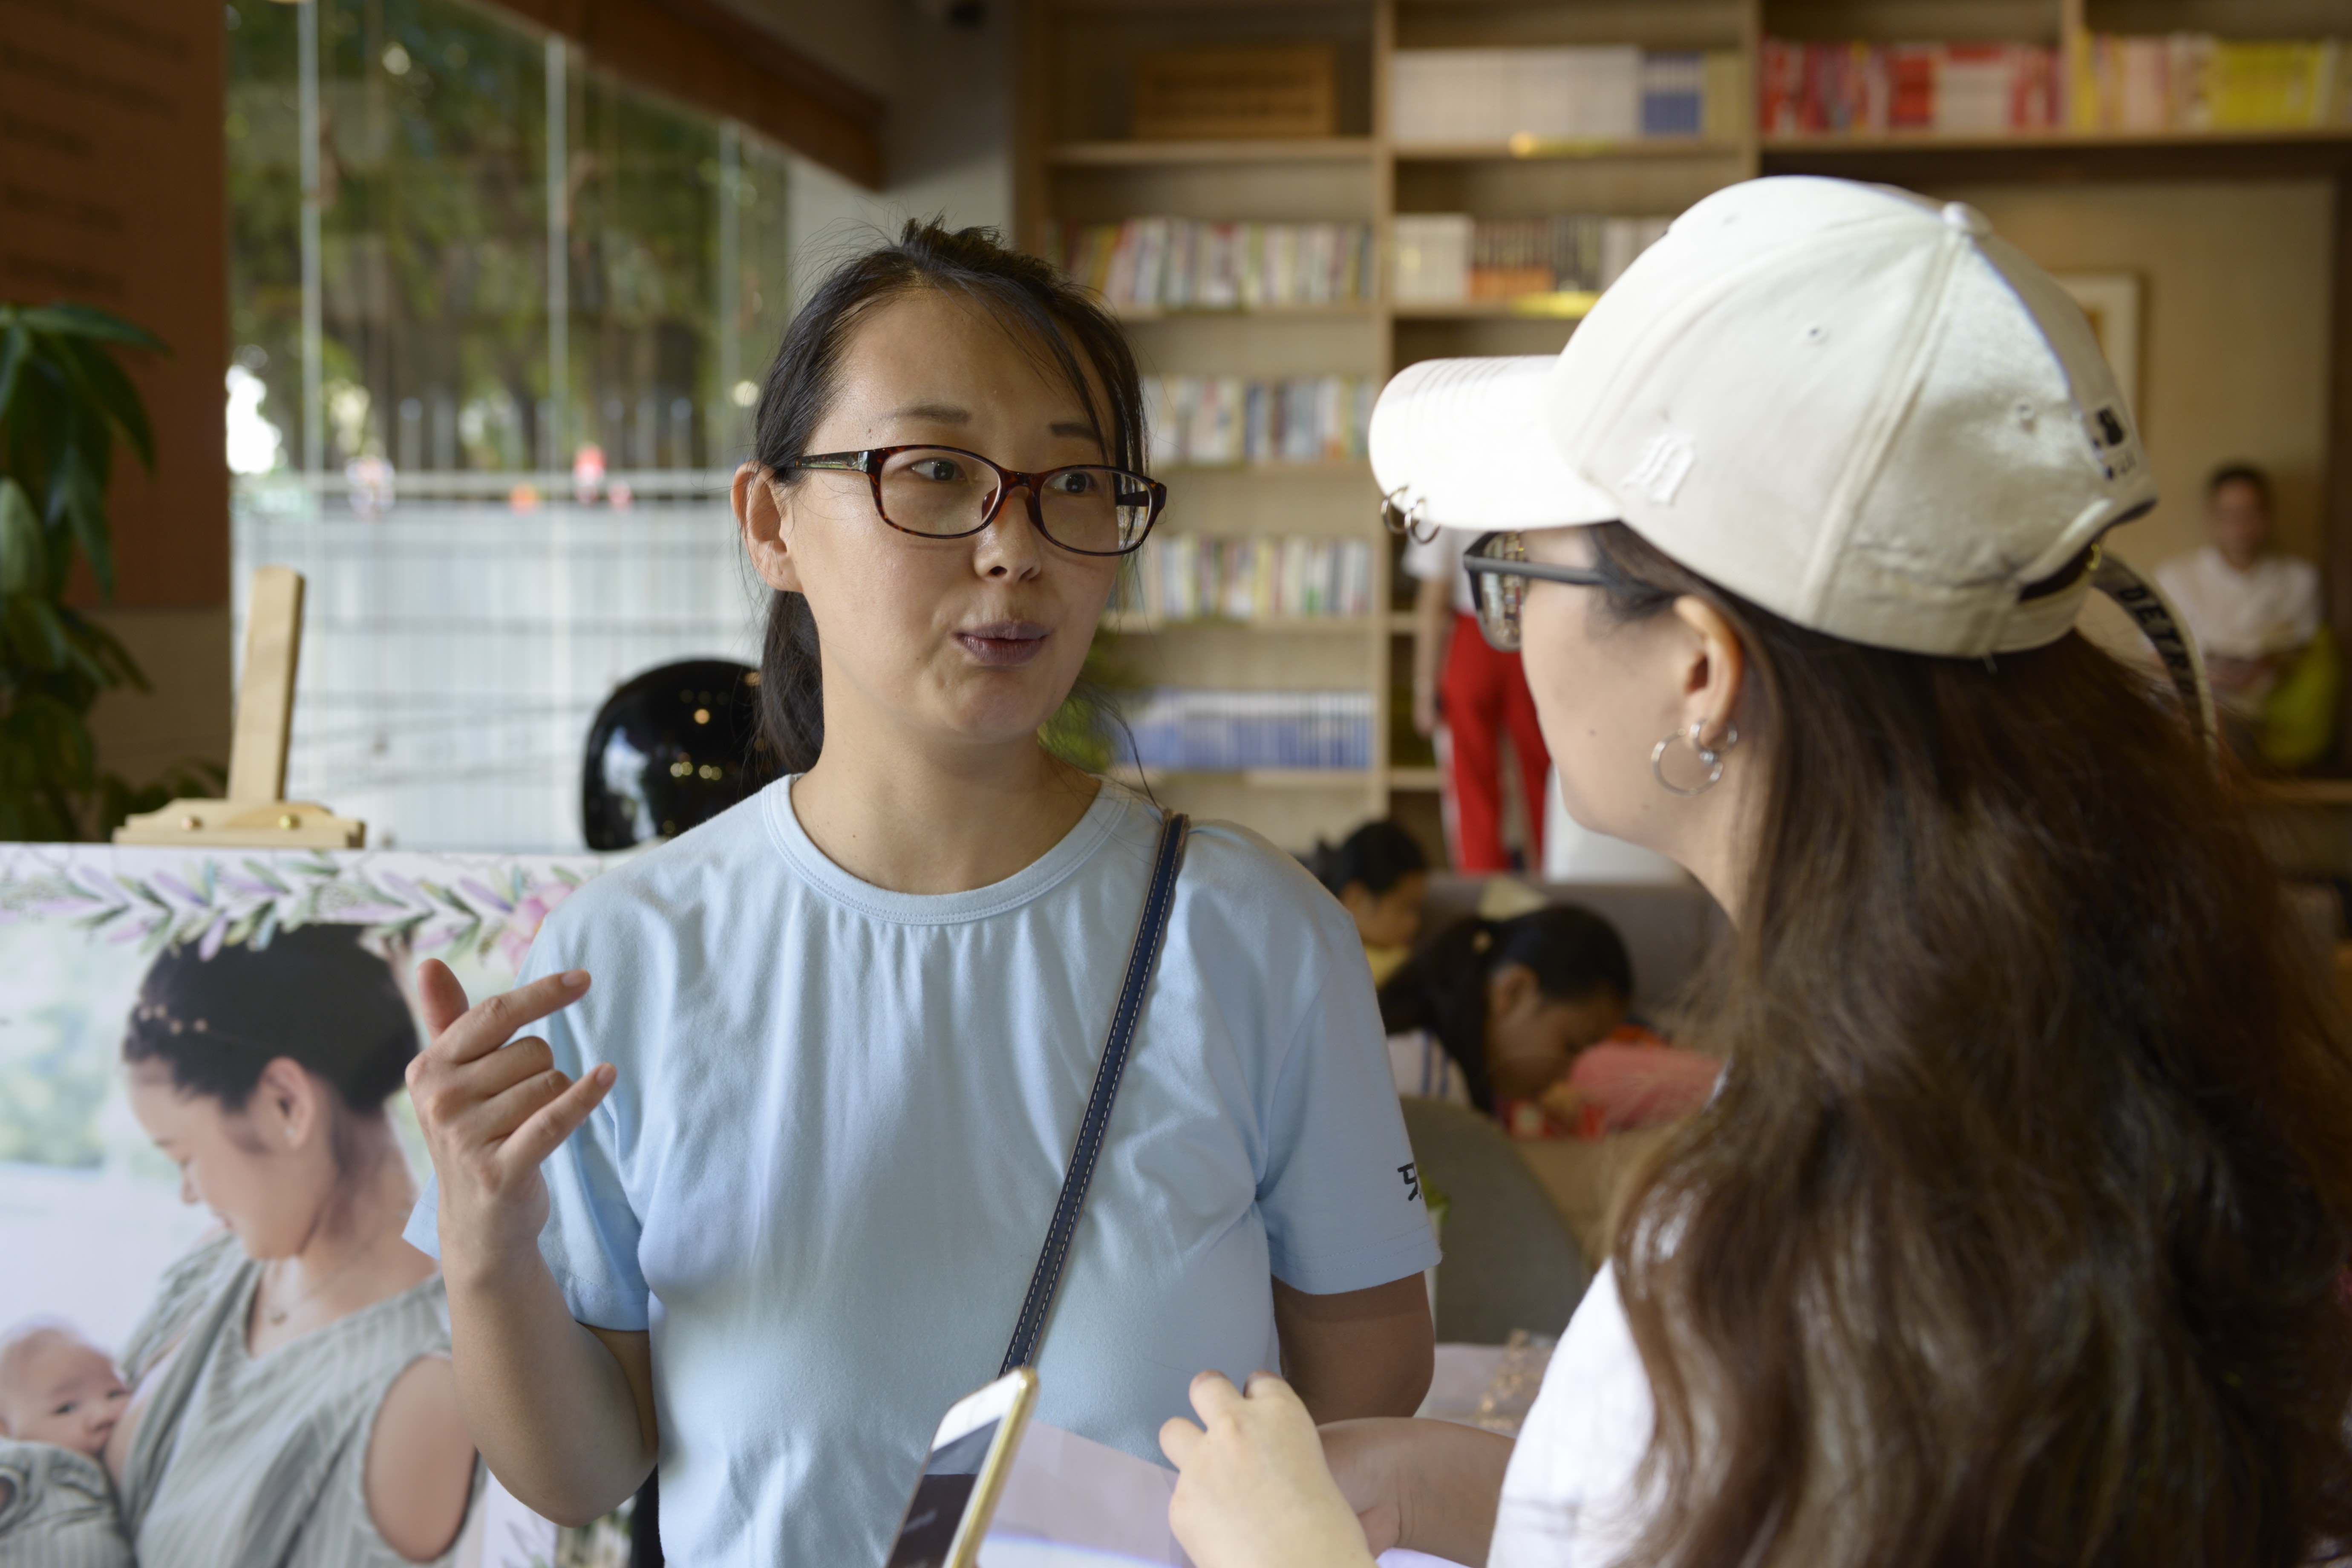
[999,810,1191,1375]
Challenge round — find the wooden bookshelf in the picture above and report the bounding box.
[1018,0,2352,851]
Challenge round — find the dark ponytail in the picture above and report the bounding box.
[746,219,1147,771]
[1305,819,1430,899]
[1377,905,1635,1113]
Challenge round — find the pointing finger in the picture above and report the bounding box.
[497,1061,616,1170]
[435,971,591,1066]
[413,959,472,1038]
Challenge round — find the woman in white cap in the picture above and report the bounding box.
[1158,176,2352,1568]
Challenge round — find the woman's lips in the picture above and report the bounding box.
[955,620,1050,667]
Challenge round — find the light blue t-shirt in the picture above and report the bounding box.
[407,778,1437,1565]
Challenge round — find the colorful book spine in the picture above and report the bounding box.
[1114,689,1374,771]
[1141,375,1376,468]
[1114,535,1375,623]
[1760,38,2062,135]
[1052,220,1378,313]
[1392,47,1741,146]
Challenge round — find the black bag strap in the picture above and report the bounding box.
[1000,810,1190,1375]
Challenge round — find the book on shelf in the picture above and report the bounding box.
[2070,35,2351,133]
[1392,213,1671,305]
[1142,375,1376,469]
[1113,533,1375,624]
[1045,218,1378,312]
[1115,689,1373,772]
[1392,47,1744,147]
[1761,39,2062,136]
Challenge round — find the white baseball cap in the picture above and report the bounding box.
[1369,176,2160,661]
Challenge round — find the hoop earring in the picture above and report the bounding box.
[1652,721,1738,798]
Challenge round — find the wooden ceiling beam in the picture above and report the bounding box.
[488,0,886,187]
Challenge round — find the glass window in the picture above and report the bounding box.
[226,0,790,850]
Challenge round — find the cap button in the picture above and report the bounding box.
[1942,201,1992,239]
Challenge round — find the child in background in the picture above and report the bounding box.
[1306,820,1431,988]
[1378,904,1718,1139]
[0,1319,135,1565]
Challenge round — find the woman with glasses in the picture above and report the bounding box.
[1159,179,2352,1568]
[399,221,1439,1563]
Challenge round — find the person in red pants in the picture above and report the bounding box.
[1406,525,1549,871]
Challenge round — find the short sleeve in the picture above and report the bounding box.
[1257,960,1443,1295]
[404,928,651,1333]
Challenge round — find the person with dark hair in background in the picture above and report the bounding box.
[1377,906,1715,1140]
[1305,820,1430,986]
[101,923,477,1567]
[400,219,1438,1565]
[2154,461,2338,765]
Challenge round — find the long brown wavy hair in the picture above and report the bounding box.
[1586,520,2352,1567]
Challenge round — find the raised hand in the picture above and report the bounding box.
[404,960,614,1274]
[1160,1370,1378,1568]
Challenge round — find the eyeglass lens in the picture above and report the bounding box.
[1470,535,1527,651]
[877,447,1153,553]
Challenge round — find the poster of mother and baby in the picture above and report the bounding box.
[0,844,602,1568]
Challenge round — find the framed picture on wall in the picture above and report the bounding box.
[0,843,626,1568]
[2056,272,2142,418]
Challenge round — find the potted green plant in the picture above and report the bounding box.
[0,303,216,840]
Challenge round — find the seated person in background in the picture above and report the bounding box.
[1306,820,1430,987]
[1378,905,1717,1138]
[2154,462,2336,764]
[0,1320,134,1566]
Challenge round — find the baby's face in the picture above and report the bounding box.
[0,1331,129,1458]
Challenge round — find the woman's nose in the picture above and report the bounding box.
[974,484,1046,579]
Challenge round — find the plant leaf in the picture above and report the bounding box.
[0,323,27,428]
[0,479,45,595]
[56,605,148,691]
[53,453,113,597]
[14,305,164,352]
[55,337,153,471]
[3,593,69,671]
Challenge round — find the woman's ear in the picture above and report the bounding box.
[254,1057,323,1154]
[1669,594,1747,749]
[734,463,802,595]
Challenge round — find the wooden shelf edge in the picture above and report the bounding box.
[1762,126,2352,154]
[1116,302,1378,322]
[1104,614,1391,635]
[1050,136,1378,166]
[1111,765,1378,790]
[1155,458,1372,475]
[1395,293,1597,321]
[1395,136,1744,163]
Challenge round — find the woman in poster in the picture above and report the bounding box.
[102,923,477,1565]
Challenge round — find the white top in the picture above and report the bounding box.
[408,778,1438,1567]
[2152,545,2320,662]
[1486,1262,1656,1567]
[1402,527,1476,616]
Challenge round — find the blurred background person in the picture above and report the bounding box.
[2154,461,2338,767]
